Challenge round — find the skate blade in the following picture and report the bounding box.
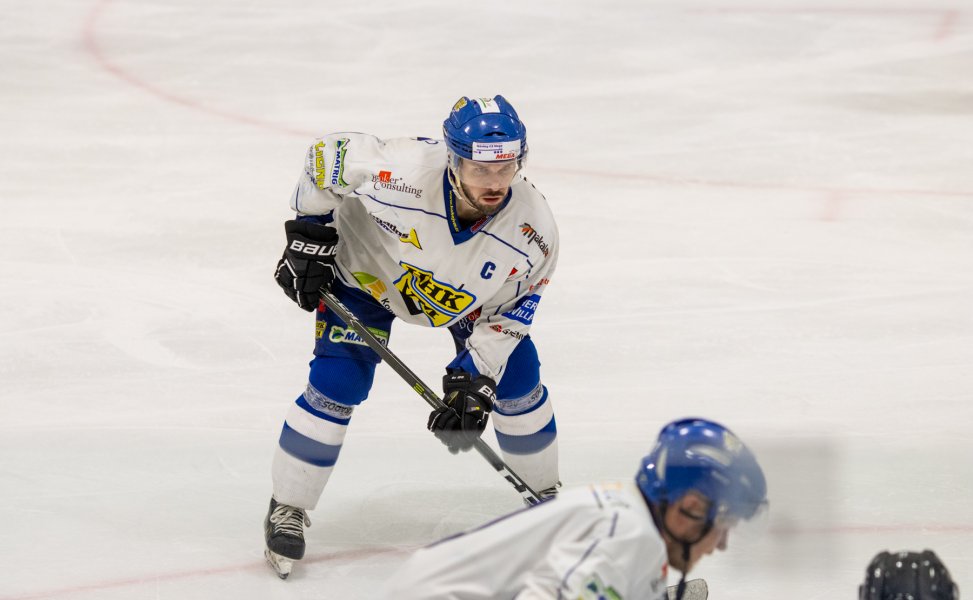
[265,548,294,579]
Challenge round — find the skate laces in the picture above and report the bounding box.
[269,503,310,537]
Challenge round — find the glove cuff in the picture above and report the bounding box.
[443,371,473,391]
[285,219,339,242]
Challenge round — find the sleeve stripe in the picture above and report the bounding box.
[557,538,602,600]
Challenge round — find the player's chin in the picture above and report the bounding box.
[475,194,506,212]
[667,553,691,574]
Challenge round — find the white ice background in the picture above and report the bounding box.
[1,1,972,598]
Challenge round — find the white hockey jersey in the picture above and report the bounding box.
[382,482,670,600]
[290,134,558,380]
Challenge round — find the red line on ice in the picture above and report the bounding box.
[1,546,412,599]
[81,0,973,204]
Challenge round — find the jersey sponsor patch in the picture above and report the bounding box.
[489,324,525,340]
[370,215,422,249]
[371,171,423,198]
[311,141,328,188]
[352,271,388,301]
[502,294,541,325]
[325,324,389,347]
[330,138,350,187]
[394,262,476,327]
[519,222,551,257]
[580,574,623,600]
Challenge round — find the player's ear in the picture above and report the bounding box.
[675,492,710,519]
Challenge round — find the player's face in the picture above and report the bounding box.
[456,158,519,217]
[662,493,734,573]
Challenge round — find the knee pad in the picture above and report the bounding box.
[307,355,376,407]
[495,335,541,399]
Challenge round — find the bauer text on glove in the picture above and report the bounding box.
[427,372,496,454]
[274,219,338,311]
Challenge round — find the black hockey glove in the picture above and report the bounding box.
[274,219,339,312]
[427,371,496,454]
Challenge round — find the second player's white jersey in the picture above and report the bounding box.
[382,482,670,600]
[290,133,558,380]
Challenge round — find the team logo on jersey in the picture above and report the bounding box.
[371,171,423,198]
[579,574,622,600]
[326,324,389,347]
[519,223,551,257]
[394,262,476,327]
[370,216,422,249]
[502,294,541,326]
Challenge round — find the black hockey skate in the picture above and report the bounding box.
[526,481,562,506]
[264,498,310,579]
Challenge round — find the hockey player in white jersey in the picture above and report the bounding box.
[264,96,561,578]
[383,418,768,600]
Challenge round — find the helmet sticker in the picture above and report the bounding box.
[471,140,522,162]
[472,97,501,113]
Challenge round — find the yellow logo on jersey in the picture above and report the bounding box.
[394,262,476,327]
[313,141,328,189]
[399,228,422,250]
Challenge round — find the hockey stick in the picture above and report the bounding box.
[668,579,708,600]
[319,288,542,505]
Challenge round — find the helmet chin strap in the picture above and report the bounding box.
[673,543,691,600]
[446,164,487,220]
[653,501,714,600]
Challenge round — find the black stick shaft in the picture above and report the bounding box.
[319,289,541,505]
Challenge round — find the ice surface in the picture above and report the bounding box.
[2,1,971,598]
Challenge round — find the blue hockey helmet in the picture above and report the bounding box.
[636,418,768,525]
[443,95,528,162]
[859,550,959,600]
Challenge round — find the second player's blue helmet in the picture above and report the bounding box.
[636,418,768,525]
[443,95,528,162]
